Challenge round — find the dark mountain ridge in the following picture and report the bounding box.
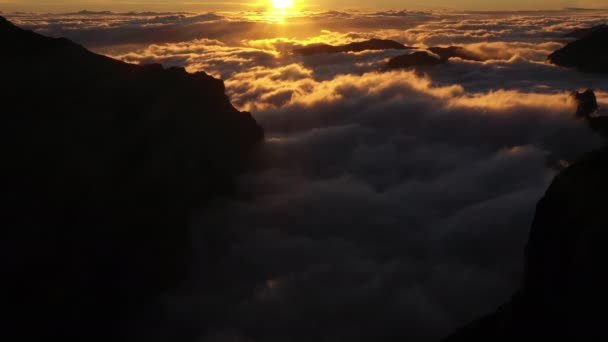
[387,46,482,70]
[548,27,608,73]
[564,24,608,39]
[1,16,262,341]
[445,90,608,340]
[292,38,412,56]
[387,51,443,69]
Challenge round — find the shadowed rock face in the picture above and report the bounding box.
[445,149,608,340]
[292,38,411,56]
[564,24,608,39]
[444,93,608,340]
[571,90,608,139]
[1,16,263,342]
[548,28,608,73]
[573,89,599,117]
[387,51,443,69]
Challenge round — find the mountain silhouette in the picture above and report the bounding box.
[387,51,443,69]
[387,46,482,70]
[1,16,262,341]
[445,91,608,340]
[292,38,413,56]
[563,24,608,39]
[572,89,608,139]
[548,27,608,73]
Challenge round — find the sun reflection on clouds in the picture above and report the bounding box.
[236,0,304,23]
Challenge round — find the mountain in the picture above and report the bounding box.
[387,51,443,69]
[386,46,481,70]
[548,27,608,73]
[428,46,483,61]
[292,38,412,56]
[563,24,608,39]
[444,91,608,340]
[0,16,263,341]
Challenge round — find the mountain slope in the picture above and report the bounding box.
[1,16,263,341]
[564,24,608,39]
[445,92,608,340]
[548,27,608,73]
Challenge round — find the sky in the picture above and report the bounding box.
[1,0,608,12]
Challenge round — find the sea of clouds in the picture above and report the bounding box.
[7,8,608,341]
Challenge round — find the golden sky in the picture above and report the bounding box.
[1,0,607,12]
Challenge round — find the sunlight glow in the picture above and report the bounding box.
[271,0,295,10]
[258,0,301,23]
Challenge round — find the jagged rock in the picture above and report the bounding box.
[292,38,412,56]
[1,16,263,341]
[548,28,608,73]
[572,89,599,117]
[387,51,443,69]
[570,89,608,138]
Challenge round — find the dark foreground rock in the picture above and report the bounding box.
[0,16,263,341]
[293,38,411,56]
[548,27,608,73]
[445,92,608,340]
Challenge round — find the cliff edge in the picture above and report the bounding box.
[445,92,608,340]
[1,16,263,341]
[548,26,608,73]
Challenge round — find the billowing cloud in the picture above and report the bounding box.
[180,68,603,341]
[9,8,608,342]
[95,9,608,341]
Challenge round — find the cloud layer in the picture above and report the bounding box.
[9,9,608,341]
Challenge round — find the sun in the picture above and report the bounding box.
[271,0,294,10]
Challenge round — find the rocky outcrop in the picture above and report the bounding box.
[564,24,608,39]
[548,28,608,73]
[573,89,599,117]
[571,90,608,139]
[445,91,608,340]
[292,38,412,56]
[387,51,443,69]
[1,16,263,341]
[447,147,608,341]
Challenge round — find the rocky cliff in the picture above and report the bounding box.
[564,24,608,39]
[548,26,608,73]
[0,16,263,341]
[444,91,608,340]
